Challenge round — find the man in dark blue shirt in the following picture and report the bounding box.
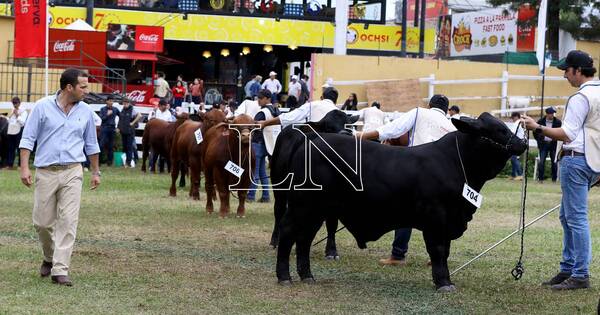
[99,95,120,166]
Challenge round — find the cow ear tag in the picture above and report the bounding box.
[194,128,203,144]
[462,183,482,208]
[225,161,244,178]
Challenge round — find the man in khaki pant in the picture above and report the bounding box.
[19,68,101,286]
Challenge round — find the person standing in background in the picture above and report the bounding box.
[99,95,120,166]
[4,96,28,169]
[262,71,281,104]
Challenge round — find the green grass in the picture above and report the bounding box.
[0,167,599,314]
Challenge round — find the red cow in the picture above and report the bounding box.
[169,110,226,199]
[141,113,189,173]
[203,114,255,218]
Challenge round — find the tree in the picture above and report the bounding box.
[487,0,600,54]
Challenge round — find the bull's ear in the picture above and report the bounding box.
[452,116,481,134]
[346,114,360,124]
[198,112,207,121]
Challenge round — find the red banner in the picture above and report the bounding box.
[517,4,536,52]
[49,29,106,76]
[406,0,448,22]
[14,0,47,58]
[107,24,164,53]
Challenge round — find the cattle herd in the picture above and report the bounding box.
[142,110,527,292]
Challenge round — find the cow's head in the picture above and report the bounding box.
[216,114,256,145]
[451,112,527,156]
[201,110,227,130]
[307,110,359,134]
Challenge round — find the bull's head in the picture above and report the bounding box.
[201,110,227,130]
[306,110,359,134]
[225,114,255,145]
[451,112,528,156]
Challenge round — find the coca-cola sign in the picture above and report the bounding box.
[139,34,159,43]
[127,90,147,103]
[106,24,164,53]
[53,39,76,53]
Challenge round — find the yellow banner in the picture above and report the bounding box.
[38,5,435,53]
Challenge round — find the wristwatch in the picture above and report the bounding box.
[535,125,543,133]
[92,171,101,177]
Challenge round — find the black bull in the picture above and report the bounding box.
[270,112,528,291]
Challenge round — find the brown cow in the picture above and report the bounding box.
[141,113,188,173]
[203,114,255,218]
[169,110,226,199]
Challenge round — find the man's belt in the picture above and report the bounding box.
[560,150,585,158]
[39,163,80,171]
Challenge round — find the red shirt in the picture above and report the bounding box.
[172,86,185,98]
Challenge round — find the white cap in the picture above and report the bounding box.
[269,71,277,76]
[291,75,298,80]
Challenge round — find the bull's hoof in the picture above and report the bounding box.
[192,196,199,201]
[436,285,457,293]
[236,215,246,218]
[301,277,316,284]
[325,255,340,261]
[278,280,292,287]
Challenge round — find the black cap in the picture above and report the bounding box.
[557,50,594,70]
[449,105,460,113]
[429,94,449,112]
[545,107,556,114]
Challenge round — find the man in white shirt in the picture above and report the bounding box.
[262,71,282,104]
[154,73,170,99]
[260,87,340,129]
[448,105,461,119]
[522,50,600,291]
[358,101,387,133]
[235,98,261,118]
[4,96,28,169]
[356,94,456,267]
[148,99,175,122]
[288,75,302,101]
[508,112,525,180]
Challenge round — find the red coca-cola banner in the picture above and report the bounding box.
[14,0,47,58]
[126,84,155,107]
[49,29,106,75]
[106,24,164,53]
[517,4,536,52]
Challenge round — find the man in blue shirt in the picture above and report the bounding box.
[99,95,120,166]
[19,68,101,287]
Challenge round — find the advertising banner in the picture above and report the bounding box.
[14,0,47,58]
[517,4,536,52]
[107,24,164,53]
[405,0,448,22]
[49,29,106,72]
[451,8,517,57]
[42,6,434,52]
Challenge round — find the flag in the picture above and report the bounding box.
[14,0,47,58]
[535,0,547,74]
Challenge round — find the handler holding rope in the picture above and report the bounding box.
[522,50,600,291]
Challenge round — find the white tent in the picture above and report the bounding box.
[64,19,96,31]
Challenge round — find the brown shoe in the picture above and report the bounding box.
[51,275,73,286]
[40,260,52,277]
[378,256,407,266]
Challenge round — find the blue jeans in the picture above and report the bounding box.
[391,228,412,259]
[247,142,270,201]
[511,155,523,177]
[538,142,557,181]
[558,156,600,279]
[100,127,115,165]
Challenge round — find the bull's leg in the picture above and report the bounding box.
[141,145,149,172]
[189,159,201,200]
[214,175,230,218]
[236,190,247,218]
[204,167,215,214]
[424,233,454,292]
[296,218,324,283]
[325,217,340,260]
[169,161,180,197]
[179,163,186,188]
[276,217,295,285]
[270,190,287,248]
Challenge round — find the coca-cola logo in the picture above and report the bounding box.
[127,90,147,103]
[139,33,159,43]
[53,40,76,53]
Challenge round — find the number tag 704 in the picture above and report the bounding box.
[462,183,483,208]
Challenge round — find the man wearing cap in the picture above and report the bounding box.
[117,98,142,168]
[356,94,456,267]
[288,75,302,101]
[262,71,282,104]
[534,107,561,182]
[4,96,28,169]
[99,95,120,166]
[522,50,600,290]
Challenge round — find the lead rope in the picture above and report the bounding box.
[511,123,529,280]
[455,135,469,185]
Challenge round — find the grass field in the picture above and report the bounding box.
[1,167,599,314]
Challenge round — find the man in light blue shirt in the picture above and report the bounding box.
[19,68,100,287]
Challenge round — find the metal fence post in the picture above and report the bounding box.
[26,63,32,102]
[501,70,509,117]
[428,74,435,99]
